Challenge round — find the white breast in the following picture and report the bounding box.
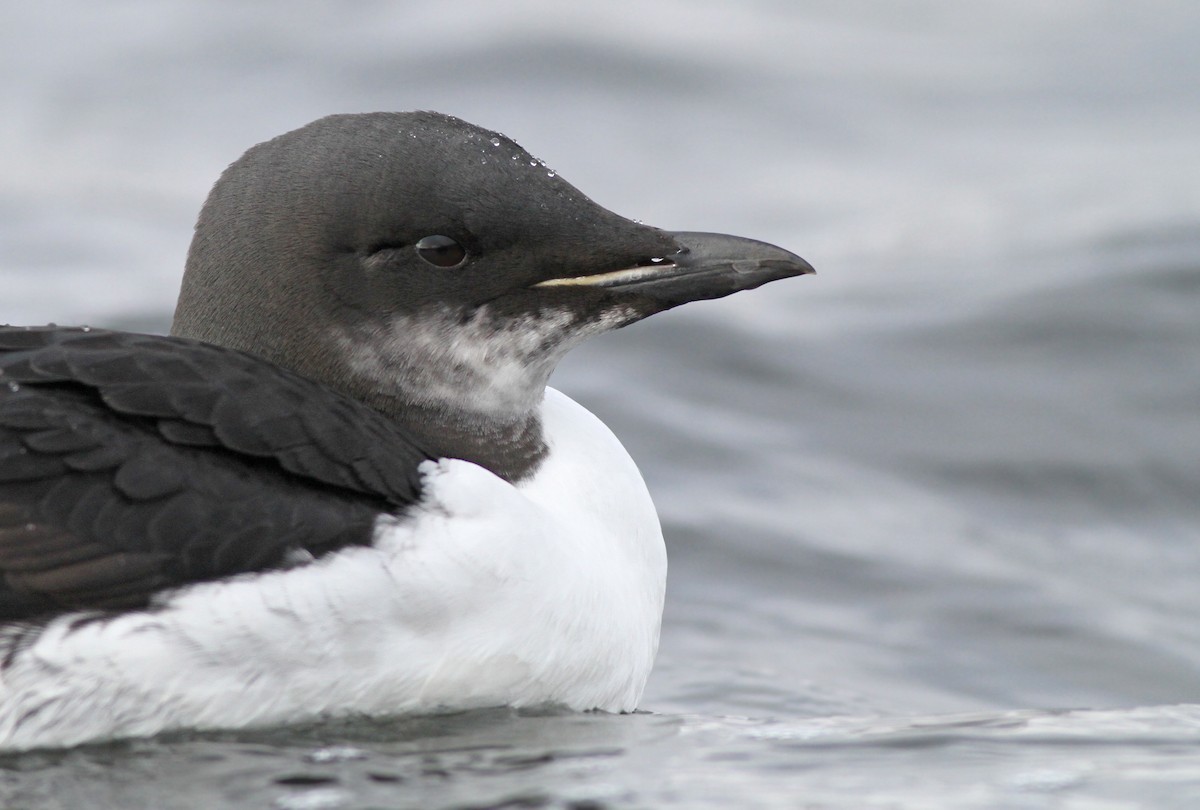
[0,388,667,750]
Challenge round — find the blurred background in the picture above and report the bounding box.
[3,2,1200,806]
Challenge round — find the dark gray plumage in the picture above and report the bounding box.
[0,111,812,623]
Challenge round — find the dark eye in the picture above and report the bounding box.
[415,235,467,268]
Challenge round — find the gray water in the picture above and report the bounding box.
[2,2,1199,807]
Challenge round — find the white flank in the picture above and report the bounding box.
[0,388,666,750]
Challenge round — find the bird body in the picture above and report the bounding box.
[0,111,810,749]
[0,387,663,749]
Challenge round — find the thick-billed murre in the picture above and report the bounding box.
[0,111,812,750]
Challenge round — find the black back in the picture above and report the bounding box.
[0,326,431,619]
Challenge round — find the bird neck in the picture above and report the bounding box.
[365,394,549,483]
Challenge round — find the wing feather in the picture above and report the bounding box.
[0,326,432,619]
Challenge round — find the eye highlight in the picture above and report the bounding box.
[415,235,467,268]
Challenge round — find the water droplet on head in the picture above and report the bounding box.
[81,325,92,332]
[650,257,665,263]
[546,170,555,178]
[6,381,19,392]
[490,137,501,147]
